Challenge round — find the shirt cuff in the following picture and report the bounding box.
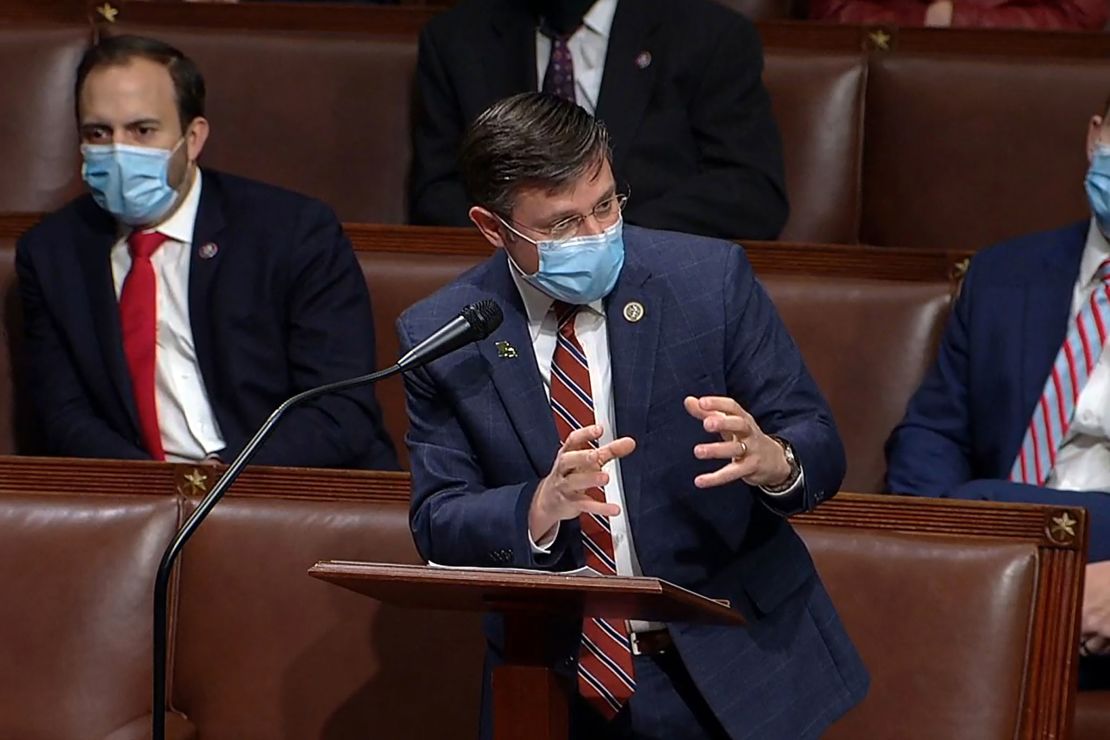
[529,522,560,553]
[760,468,805,498]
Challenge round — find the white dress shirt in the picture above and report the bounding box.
[509,260,662,633]
[534,0,618,115]
[111,169,225,462]
[1049,219,1110,491]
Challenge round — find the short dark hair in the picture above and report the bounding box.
[75,34,206,132]
[459,92,611,215]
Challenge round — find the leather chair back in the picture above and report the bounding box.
[766,276,952,492]
[798,524,1040,739]
[766,48,866,244]
[0,491,181,739]
[0,26,86,213]
[861,53,1109,250]
[171,492,485,739]
[112,25,419,225]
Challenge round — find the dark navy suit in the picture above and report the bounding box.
[398,225,867,739]
[16,169,397,470]
[886,221,1110,562]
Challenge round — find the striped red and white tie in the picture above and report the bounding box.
[1011,258,1110,485]
[549,301,635,719]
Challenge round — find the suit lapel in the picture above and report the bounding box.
[604,250,658,523]
[487,1,539,101]
[595,0,661,174]
[75,202,140,434]
[187,171,229,405]
[475,256,562,476]
[1016,227,1088,444]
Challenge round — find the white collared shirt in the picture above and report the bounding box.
[1049,219,1110,491]
[534,0,618,115]
[111,168,225,462]
[508,257,661,633]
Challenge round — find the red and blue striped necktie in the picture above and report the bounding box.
[1011,258,1110,485]
[549,301,635,719]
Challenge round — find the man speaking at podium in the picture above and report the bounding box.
[399,93,867,740]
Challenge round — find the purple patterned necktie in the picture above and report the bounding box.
[542,31,577,103]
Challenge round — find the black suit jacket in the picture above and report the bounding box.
[409,0,789,240]
[16,169,398,470]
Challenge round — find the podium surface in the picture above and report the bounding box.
[309,561,744,740]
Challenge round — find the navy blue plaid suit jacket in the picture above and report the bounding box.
[398,225,868,739]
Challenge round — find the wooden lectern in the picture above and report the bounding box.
[308,561,744,740]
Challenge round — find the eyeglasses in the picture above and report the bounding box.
[499,193,629,245]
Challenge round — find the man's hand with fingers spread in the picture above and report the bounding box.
[684,396,793,489]
[528,424,637,542]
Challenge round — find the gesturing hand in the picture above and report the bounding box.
[528,424,636,542]
[1081,562,1110,656]
[684,396,792,489]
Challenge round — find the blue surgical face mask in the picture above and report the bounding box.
[81,139,184,226]
[508,218,625,305]
[1089,143,1110,237]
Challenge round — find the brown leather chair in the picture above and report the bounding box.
[767,275,952,492]
[108,25,420,225]
[170,490,485,739]
[0,488,193,740]
[1075,692,1110,740]
[0,457,1084,739]
[861,52,1109,250]
[765,49,866,244]
[0,26,86,214]
[794,492,1084,740]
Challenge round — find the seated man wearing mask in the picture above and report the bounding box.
[399,92,867,740]
[410,0,788,241]
[16,35,397,469]
[887,94,1110,686]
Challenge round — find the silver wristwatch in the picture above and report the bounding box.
[763,435,800,493]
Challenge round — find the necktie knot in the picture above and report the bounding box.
[553,301,580,335]
[1097,258,1110,284]
[128,230,167,261]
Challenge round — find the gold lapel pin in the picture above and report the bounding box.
[623,301,645,323]
[495,340,518,359]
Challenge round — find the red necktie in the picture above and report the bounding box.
[549,302,635,719]
[120,230,167,461]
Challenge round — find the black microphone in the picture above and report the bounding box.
[397,299,503,371]
[151,299,502,740]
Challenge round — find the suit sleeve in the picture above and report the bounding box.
[951,0,1108,30]
[16,235,148,460]
[408,23,474,227]
[884,259,977,496]
[625,15,788,241]
[808,0,929,24]
[249,202,398,470]
[399,318,576,569]
[723,247,846,516]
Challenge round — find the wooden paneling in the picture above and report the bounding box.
[0,215,972,282]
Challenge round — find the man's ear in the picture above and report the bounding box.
[470,206,508,248]
[1088,114,1105,163]
[185,116,210,163]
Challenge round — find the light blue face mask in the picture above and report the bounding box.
[510,218,626,305]
[1088,143,1110,236]
[81,139,184,226]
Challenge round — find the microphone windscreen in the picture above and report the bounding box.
[462,300,503,339]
